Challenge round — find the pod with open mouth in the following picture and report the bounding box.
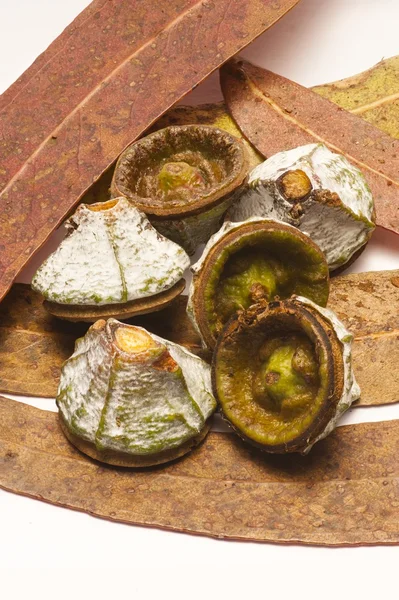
[57,319,216,467]
[228,143,375,271]
[187,218,329,349]
[212,296,360,454]
[31,197,189,322]
[149,102,263,170]
[111,125,249,255]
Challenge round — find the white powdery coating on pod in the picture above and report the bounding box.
[187,216,306,347]
[32,198,190,305]
[228,143,375,270]
[56,320,216,456]
[295,295,360,454]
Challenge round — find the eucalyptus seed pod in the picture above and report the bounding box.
[212,296,360,454]
[187,218,329,349]
[111,125,249,255]
[31,197,189,322]
[149,103,263,170]
[57,319,217,467]
[228,143,375,271]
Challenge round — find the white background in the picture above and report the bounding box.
[1,0,399,597]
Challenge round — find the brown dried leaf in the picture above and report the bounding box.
[220,58,399,234]
[329,270,399,407]
[1,272,398,406]
[329,270,399,337]
[0,285,86,397]
[0,396,398,545]
[0,0,301,303]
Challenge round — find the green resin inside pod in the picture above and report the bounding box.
[215,251,291,325]
[252,333,319,420]
[212,297,359,454]
[158,161,206,194]
[188,219,329,349]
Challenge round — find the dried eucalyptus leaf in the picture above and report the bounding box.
[312,55,399,139]
[328,270,399,406]
[0,285,85,397]
[329,270,399,336]
[0,397,398,546]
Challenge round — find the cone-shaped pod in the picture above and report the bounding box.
[228,143,375,271]
[187,218,329,349]
[111,125,249,255]
[212,296,360,454]
[57,319,217,467]
[31,198,189,322]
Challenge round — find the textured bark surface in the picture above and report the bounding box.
[312,55,399,140]
[0,0,301,303]
[220,58,399,234]
[0,397,398,546]
[0,271,398,404]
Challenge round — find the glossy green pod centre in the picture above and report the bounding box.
[253,334,319,419]
[158,161,205,194]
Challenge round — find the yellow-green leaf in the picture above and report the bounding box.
[312,56,399,139]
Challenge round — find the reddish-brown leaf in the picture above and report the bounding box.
[0,271,398,405]
[0,396,398,546]
[0,0,301,302]
[220,58,399,234]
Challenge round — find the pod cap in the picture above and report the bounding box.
[57,319,217,466]
[31,198,189,321]
[228,143,375,271]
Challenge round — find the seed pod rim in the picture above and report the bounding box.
[111,124,249,220]
[59,414,211,468]
[44,278,186,323]
[147,102,264,170]
[32,197,189,321]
